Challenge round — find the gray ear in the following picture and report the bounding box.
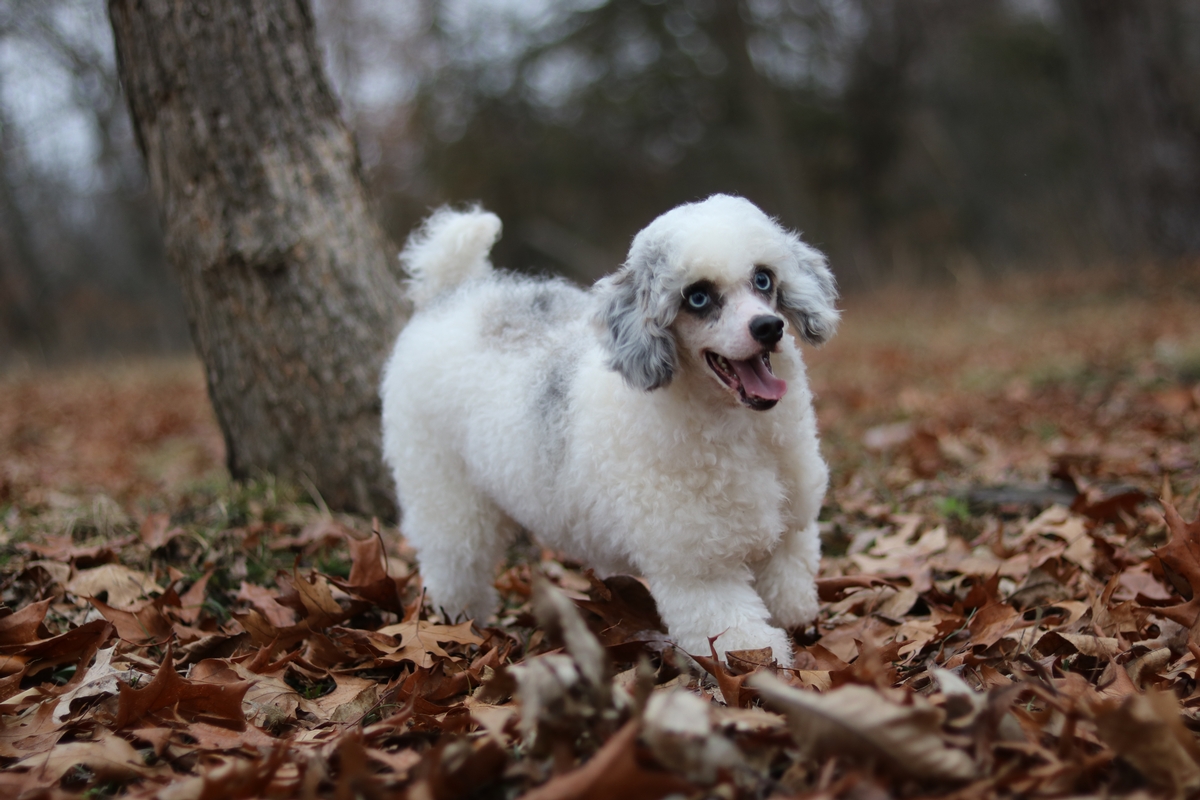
[778,236,840,346]
[594,265,677,391]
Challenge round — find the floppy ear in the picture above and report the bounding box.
[777,235,840,346]
[594,261,678,391]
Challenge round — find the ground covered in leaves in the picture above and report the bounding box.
[2,269,1200,799]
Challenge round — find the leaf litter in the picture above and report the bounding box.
[1,276,1200,798]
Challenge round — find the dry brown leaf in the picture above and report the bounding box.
[1092,690,1200,796]
[52,645,144,723]
[177,569,213,625]
[23,731,156,785]
[312,674,379,723]
[0,598,52,646]
[89,597,174,644]
[751,672,977,782]
[332,532,409,613]
[376,619,484,669]
[180,720,282,751]
[235,581,297,628]
[140,512,185,550]
[114,648,249,728]
[190,658,307,730]
[68,563,163,608]
[520,720,693,800]
[1148,502,1200,629]
[692,639,765,708]
[291,572,352,628]
[642,689,740,784]
[0,701,64,759]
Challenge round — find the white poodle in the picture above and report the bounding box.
[381,195,838,667]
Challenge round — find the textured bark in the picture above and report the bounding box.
[109,0,409,515]
[1060,0,1200,256]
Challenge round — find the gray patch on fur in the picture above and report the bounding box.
[530,288,556,316]
[595,242,679,391]
[778,238,840,346]
[533,357,576,466]
[480,275,588,349]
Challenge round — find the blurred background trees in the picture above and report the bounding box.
[2,0,1199,363]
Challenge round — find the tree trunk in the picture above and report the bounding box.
[1059,0,1200,257]
[108,0,409,516]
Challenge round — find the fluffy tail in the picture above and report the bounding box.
[400,206,502,308]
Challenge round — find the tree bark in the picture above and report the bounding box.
[1059,0,1200,257]
[108,0,409,516]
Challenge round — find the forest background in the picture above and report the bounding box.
[2,0,1199,360]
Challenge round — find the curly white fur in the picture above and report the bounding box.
[381,195,838,667]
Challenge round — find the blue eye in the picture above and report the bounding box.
[687,289,710,309]
[754,270,772,292]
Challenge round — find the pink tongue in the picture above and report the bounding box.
[730,357,787,401]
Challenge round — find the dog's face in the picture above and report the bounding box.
[672,266,790,410]
[595,195,839,408]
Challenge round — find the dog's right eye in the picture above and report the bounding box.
[687,289,710,310]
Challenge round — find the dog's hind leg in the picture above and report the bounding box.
[395,452,514,625]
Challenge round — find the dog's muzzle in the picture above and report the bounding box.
[705,349,787,410]
[749,315,784,347]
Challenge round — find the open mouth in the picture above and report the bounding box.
[704,350,788,410]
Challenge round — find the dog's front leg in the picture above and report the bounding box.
[753,520,821,632]
[645,567,795,668]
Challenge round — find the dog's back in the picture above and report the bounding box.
[381,213,593,619]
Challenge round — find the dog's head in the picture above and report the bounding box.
[595,195,838,409]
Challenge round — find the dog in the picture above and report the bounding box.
[381,195,838,667]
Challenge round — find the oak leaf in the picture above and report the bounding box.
[520,720,693,800]
[0,598,52,646]
[68,563,163,608]
[752,672,977,782]
[1092,690,1200,796]
[114,648,249,728]
[1147,501,1200,629]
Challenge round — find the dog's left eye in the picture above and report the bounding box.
[753,270,772,292]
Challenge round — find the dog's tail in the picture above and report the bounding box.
[400,206,502,308]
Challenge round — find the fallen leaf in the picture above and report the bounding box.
[114,648,249,728]
[751,672,977,782]
[177,569,213,625]
[190,658,305,731]
[140,512,185,550]
[0,598,52,646]
[236,582,297,628]
[1092,690,1200,796]
[376,619,484,669]
[53,645,144,723]
[642,689,740,784]
[24,731,155,785]
[312,674,379,723]
[89,597,173,644]
[1148,502,1200,628]
[520,720,693,800]
[68,564,163,608]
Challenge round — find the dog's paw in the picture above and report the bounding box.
[757,576,819,632]
[713,624,795,669]
[424,581,497,627]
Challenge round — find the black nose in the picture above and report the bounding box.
[749,315,784,346]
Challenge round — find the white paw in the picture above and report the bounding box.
[759,578,819,632]
[710,624,795,669]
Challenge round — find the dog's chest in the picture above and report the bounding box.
[635,421,792,559]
